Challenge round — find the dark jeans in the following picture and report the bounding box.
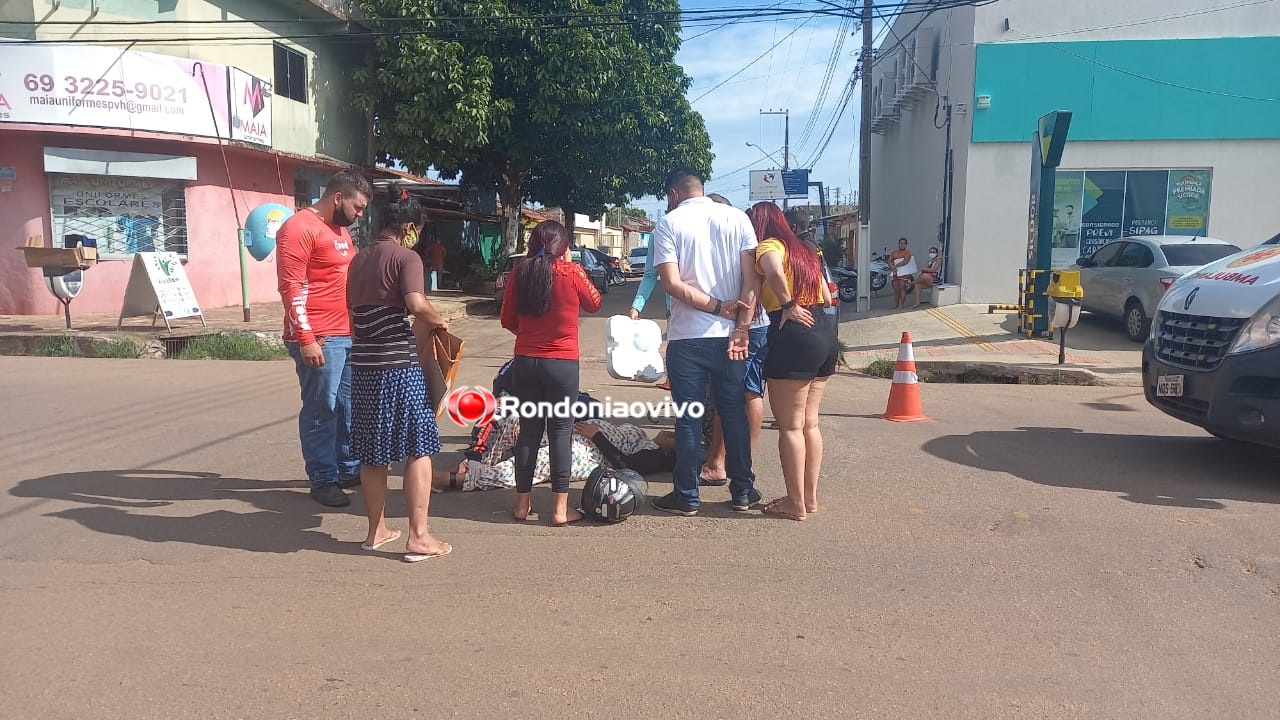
[510,355,579,493]
[667,337,755,509]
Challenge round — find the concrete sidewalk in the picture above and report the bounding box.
[0,291,496,355]
[838,294,1144,386]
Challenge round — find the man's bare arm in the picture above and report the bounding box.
[657,263,724,316]
[735,250,762,329]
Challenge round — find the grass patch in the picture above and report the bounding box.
[837,340,852,368]
[956,370,1016,384]
[863,358,896,379]
[35,335,80,357]
[93,338,143,359]
[176,333,288,361]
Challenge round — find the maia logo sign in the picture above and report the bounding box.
[243,77,267,117]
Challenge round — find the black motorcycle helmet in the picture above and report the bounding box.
[582,466,644,522]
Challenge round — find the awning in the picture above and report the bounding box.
[43,147,198,180]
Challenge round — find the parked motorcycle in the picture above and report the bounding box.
[829,258,890,302]
[829,266,859,303]
[606,258,626,287]
[867,252,892,294]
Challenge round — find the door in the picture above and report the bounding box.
[1113,241,1155,312]
[1081,241,1125,313]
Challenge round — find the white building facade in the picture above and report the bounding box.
[870,0,1280,303]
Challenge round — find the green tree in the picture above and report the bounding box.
[358,0,711,253]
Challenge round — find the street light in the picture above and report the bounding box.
[745,142,784,169]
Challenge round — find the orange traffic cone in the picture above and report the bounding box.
[880,332,932,422]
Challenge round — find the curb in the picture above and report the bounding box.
[0,298,492,360]
[851,359,1142,387]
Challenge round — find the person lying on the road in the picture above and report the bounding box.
[430,415,676,492]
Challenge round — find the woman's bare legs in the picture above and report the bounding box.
[403,455,449,556]
[802,378,828,512]
[766,379,810,520]
[550,491,583,526]
[914,273,933,308]
[359,464,399,548]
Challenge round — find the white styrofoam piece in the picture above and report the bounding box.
[605,315,665,382]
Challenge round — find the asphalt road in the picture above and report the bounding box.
[2,282,1278,719]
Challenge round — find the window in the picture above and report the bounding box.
[1161,244,1240,267]
[294,178,312,210]
[1115,243,1154,268]
[274,43,308,103]
[49,174,189,259]
[1090,242,1125,267]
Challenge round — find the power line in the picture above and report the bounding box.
[794,13,852,153]
[690,16,816,104]
[1046,42,1280,102]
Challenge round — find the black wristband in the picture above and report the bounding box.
[781,299,796,311]
[712,299,722,316]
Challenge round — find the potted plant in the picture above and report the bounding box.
[461,257,502,295]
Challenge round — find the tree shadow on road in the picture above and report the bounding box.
[921,427,1280,510]
[9,469,372,556]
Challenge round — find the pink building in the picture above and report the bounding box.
[0,0,371,317]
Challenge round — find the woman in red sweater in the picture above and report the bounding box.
[500,221,603,525]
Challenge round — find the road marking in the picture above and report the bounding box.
[927,308,1001,352]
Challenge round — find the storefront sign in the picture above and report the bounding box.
[118,251,204,330]
[0,42,270,146]
[1052,168,1213,264]
[229,68,272,146]
[50,175,163,214]
[49,175,173,259]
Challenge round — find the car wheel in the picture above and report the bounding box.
[838,284,857,303]
[1124,300,1149,343]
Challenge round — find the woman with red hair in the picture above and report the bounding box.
[748,202,838,521]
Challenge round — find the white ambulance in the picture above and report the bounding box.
[1144,238,1280,448]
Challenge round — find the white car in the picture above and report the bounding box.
[1073,236,1240,342]
[626,246,649,277]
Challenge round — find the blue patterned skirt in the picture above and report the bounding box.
[351,365,442,466]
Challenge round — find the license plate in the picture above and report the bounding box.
[1157,374,1184,397]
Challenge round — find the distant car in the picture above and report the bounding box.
[626,246,649,277]
[497,248,610,305]
[575,246,610,295]
[1073,235,1241,342]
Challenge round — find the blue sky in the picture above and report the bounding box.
[628,2,874,217]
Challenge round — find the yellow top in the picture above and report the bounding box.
[755,237,826,312]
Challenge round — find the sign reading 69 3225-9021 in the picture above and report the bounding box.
[0,43,267,146]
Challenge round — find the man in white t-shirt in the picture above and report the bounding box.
[651,168,763,515]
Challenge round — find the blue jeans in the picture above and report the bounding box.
[667,337,755,509]
[286,336,360,488]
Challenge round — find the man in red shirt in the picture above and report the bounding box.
[276,170,372,507]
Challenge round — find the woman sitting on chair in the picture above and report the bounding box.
[913,246,943,307]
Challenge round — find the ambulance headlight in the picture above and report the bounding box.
[1229,295,1280,355]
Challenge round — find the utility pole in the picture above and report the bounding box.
[856,0,874,313]
[761,108,791,208]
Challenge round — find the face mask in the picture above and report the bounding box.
[929,253,938,258]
